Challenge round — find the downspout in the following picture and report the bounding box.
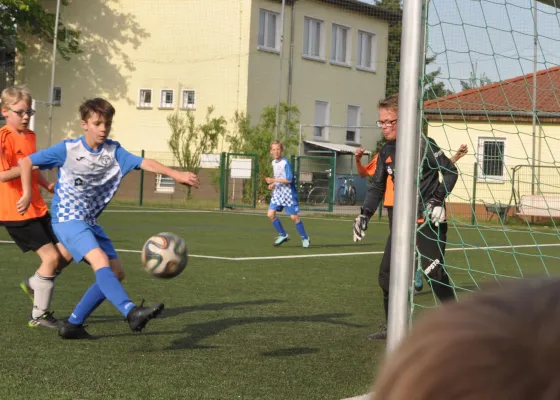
[287,0,296,131]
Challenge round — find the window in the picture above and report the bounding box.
[160,89,174,108]
[331,24,350,65]
[478,138,506,180]
[303,17,324,60]
[314,100,329,139]
[346,105,361,143]
[357,30,376,71]
[181,89,196,110]
[258,9,280,52]
[138,89,152,108]
[52,87,62,106]
[155,174,176,193]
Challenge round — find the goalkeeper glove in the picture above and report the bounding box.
[353,214,369,242]
[425,198,446,226]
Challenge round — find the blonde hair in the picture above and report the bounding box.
[373,277,560,400]
[0,85,32,110]
[377,94,398,113]
[270,140,284,151]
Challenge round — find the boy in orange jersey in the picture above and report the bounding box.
[0,86,73,328]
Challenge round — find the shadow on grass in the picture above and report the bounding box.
[261,347,319,357]
[164,313,365,350]
[86,299,285,324]
[95,312,365,351]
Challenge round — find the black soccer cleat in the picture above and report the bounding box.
[367,324,388,340]
[126,302,165,332]
[58,321,94,340]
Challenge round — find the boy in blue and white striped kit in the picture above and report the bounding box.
[17,98,200,339]
[265,140,310,248]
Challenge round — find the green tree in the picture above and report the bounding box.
[167,106,227,198]
[460,70,493,91]
[227,103,299,203]
[0,0,81,60]
[375,0,402,97]
[424,67,452,100]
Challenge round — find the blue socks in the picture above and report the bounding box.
[68,267,135,324]
[272,218,287,237]
[272,218,308,240]
[95,267,135,317]
[295,221,309,240]
[68,283,105,325]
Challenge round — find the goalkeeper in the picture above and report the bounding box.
[353,94,458,340]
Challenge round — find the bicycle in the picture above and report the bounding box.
[307,181,328,205]
[337,176,357,206]
[299,180,328,205]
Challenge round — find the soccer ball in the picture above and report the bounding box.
[141,232,188,278]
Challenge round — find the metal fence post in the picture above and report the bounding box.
[139,149,145,207]
[471,162,478,225]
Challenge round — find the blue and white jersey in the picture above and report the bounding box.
[30,137,143,225]
[270,157,298,206]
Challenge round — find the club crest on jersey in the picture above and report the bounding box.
[74,177,84,186]
[100,155,112,166]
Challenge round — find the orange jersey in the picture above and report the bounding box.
[0,126,48,222]
[361,153,394,207]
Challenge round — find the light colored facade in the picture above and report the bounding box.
[427,121,560,205]
[18,0,392,157]
[425,66,560,207]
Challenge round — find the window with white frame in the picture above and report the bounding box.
[314,100,329,139]
[160,89,174,108]
[138,89,152,108]
[478,138,506,180]
[258,9,280,52]
[181,89,196,110]
[346,105,361,143]
[155,174,176,193]
[357,30,376,71]
[53,87,62,106]
[303,17,324,60]
[331,24,350,65]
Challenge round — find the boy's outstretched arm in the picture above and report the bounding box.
[37,171,55,193]
[0,167,23,183]
[0,165,39,182]
[140,159,200,187]
[16,156,34,214]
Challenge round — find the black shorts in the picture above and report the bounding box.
[4,213,59,253]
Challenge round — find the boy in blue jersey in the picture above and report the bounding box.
[17,98,200,339]
[265,140,310,248]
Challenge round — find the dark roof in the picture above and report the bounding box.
[269,0,401,22]
[424,65,560,121]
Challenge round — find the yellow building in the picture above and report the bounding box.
[18,0,395,160]
[424,66,560,219]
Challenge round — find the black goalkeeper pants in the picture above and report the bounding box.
[378,208,455,320]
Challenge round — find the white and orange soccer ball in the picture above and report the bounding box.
[141,232,188,278]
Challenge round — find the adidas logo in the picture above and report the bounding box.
[16,150,23,155]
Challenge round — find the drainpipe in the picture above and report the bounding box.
[287,0,296,131]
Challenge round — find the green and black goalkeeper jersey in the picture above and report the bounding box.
[362,135,458,221]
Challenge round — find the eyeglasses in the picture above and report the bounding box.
[9,108,36,117]
[376,119,398,128]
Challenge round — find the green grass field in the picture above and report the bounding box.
[0,208,559,400]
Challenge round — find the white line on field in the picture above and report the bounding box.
[105,207,383,223]
[104,208,560,233]
[105,210,212,213]
[2,241,560,261]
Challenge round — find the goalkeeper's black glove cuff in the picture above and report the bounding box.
[360,207,374,220]
[427,197,443,207]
